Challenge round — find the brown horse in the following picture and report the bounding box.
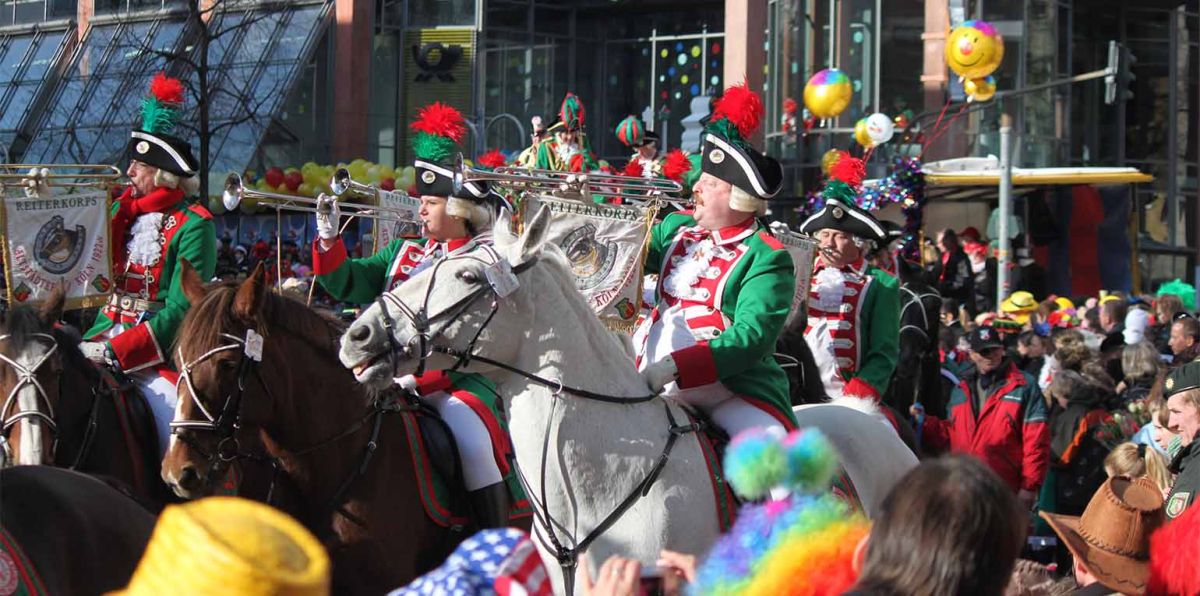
[0,288,172,504]
[0,464,157,595]
[162,262,460,594]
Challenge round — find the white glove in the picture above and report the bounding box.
[79,341,109,365]
[640,356,678,394]
[315,193,342,240]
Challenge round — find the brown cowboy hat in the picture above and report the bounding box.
[1039,476,1165,595]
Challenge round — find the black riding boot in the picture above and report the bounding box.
[468,481,512,530]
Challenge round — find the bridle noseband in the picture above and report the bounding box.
[0,333,60,457]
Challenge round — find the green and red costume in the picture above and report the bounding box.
[804,256,900,400]
[85,187,216,373]
[634,211,798,428]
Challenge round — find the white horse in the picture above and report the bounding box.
[792,404,918,517]
[339,206,917,593]
[340,206,722,594]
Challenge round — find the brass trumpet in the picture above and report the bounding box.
[0,164,125,192]
[450,154,682,201]
[221,172,418,222]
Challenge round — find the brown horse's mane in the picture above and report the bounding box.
[0,305,87,367]
[175,283,346,364]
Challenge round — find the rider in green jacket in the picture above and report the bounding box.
[635,85,799,458]
[313,103,514,529]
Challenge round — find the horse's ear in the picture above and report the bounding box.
[897,257,929,284]
[179,259,209,305]
[233,263,267,322]
[512,205,551,265]
[39,284,65,325]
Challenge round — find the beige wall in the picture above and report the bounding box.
[875,201,993,241]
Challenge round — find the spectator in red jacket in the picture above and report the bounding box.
[913,326,1051,511]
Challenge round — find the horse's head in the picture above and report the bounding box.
[340,206,554,390]
[162,261,278,498]
[894,258,943,384]
[0,288,69,466]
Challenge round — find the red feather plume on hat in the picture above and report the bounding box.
[828,155,866,189]
[149,72,184,105]
[1150,497,1200,595]
[711,83,764,139]
[477,149,507,170]
[661,149,692,183]
[410,102,466,143]
[622,158,644,178]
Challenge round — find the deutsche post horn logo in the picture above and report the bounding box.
[34,215,86,274]
[412,42,463,83]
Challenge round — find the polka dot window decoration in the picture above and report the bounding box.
[691,46,701,58]
[677,53,687,66]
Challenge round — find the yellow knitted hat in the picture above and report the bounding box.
[111,497,330,596]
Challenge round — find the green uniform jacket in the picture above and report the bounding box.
[312,235,479,304]
[853,263,900,394]
[85,197,216,372]
[643,212,797,427]
[1167,440,1200,519]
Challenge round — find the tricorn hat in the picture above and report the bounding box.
[700,84,783,212]
[1039,476,1165,595]
[798,153,885,243]
[127,73,198,178]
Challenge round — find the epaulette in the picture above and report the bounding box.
[187,203,214,220]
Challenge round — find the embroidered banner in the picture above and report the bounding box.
[371,190,422,256]
[770,223,818,330]
[523,196,655,332]
[2,191,112,310]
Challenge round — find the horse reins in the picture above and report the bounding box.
[372,244,702,593]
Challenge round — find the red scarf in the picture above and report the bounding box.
[111,186,185,266]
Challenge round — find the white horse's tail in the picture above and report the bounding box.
[827,395,894,432]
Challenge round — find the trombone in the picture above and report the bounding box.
[450,154,682,202]
[221,172,418,222]
[0,164,126,192]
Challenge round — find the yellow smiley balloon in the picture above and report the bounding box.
[964,76,997,102]
[946,20,1005,80]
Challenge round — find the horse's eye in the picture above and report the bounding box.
[458,270,480,283]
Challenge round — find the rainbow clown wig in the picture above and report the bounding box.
[691,428,871,596]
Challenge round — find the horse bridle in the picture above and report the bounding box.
[0,333,59,461]
[898,286,942,346]
[372,244,701,594]
[170,329,406,524]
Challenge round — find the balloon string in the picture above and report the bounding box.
[863,146,876,163]
[919,103,969,160]
[927,97,952,139]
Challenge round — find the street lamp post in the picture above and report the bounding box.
[997,113,1013,309]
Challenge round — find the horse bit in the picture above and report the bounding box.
[372,245,702,593]
[0,333,59,462]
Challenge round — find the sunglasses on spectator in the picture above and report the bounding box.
[1175,312,1194,322]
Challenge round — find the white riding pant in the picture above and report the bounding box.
[636,304,790,498]
[130,369,177,460]
[423,391,503,491]
[100,326,177,459]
